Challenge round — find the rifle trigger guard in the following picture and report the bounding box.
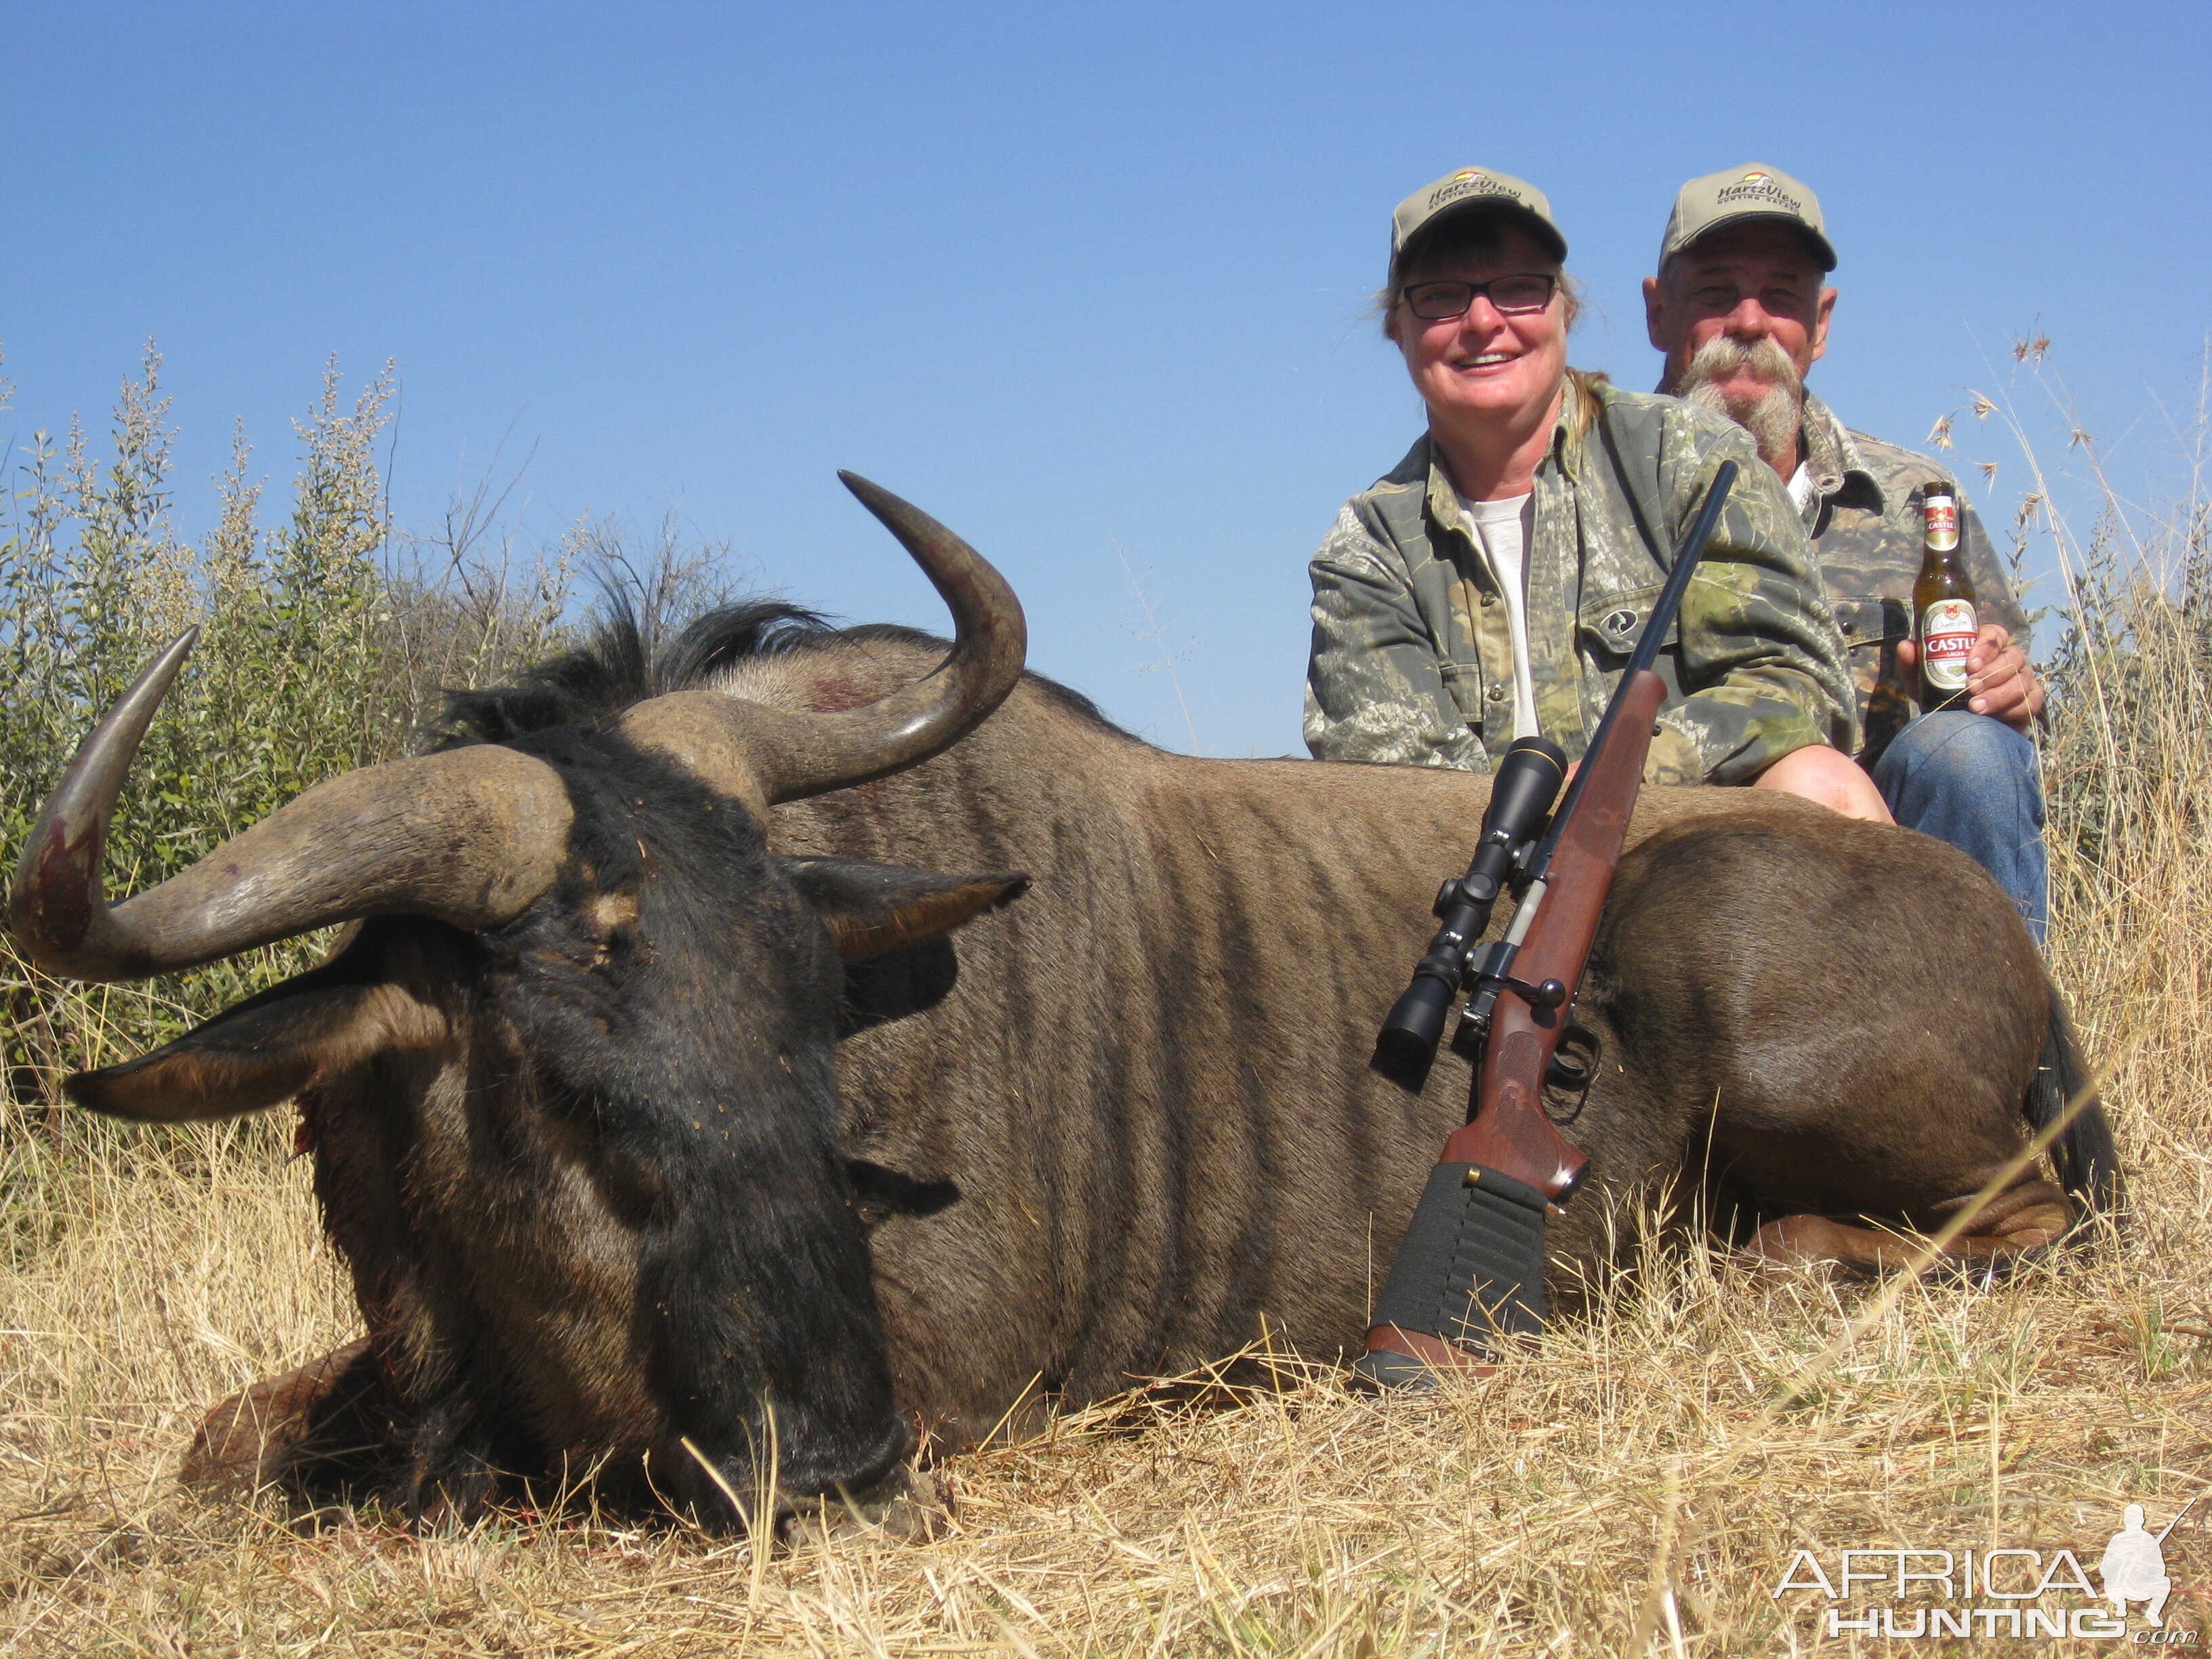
[1544,1020,1603,1090]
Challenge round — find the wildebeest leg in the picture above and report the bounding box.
[1748,1176,2074,1270]
[1584,817,2078,1278]
[182,1338,389,1497]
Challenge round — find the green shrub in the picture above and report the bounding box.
[0,344,573,1114]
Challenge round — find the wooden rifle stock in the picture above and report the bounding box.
[1444,669,1666,1197]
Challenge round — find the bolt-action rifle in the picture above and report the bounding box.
[1357,461,1739,1389]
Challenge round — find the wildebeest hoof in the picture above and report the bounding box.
[778,1467,955,1547]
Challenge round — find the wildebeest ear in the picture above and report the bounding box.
[783,857,1029,963]
[66,980,447,1122]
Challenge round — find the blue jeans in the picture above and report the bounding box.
[1871,712,2047,945]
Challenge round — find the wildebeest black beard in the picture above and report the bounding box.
[298,726,912,1523]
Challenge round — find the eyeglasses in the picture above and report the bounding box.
[1400,274,1557,321]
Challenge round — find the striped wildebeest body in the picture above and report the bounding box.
[734,626,2114,1451]
[13,486,2116,1525]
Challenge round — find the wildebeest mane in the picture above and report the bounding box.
[432,600,837,746]
[432,601,1136,750]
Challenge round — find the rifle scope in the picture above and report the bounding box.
[1371,735,1566,1088]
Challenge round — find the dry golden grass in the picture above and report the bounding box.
[3,535,2209,1656]
[7,1083,2206,1657]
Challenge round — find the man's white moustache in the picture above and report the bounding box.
[1683,335,1802,393]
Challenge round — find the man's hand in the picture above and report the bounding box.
[1896,623,2043,731]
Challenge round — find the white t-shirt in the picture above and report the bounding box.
[1785,460,1817,516]
[1454,491,1539,740]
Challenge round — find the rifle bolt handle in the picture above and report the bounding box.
[1534,979,1568,1008]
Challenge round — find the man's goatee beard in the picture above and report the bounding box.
[1674,336,1805,470]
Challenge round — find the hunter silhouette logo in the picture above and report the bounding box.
[2104,1499,2196,1626]
[1772,1498,2200,1641]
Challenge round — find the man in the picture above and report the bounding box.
[1644,164,2049,939]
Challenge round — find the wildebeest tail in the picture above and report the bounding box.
[2027,977,2123,1232]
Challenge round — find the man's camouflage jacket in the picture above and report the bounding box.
[1304,373,1856,784]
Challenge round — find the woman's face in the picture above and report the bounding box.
[1393,225,1568,434]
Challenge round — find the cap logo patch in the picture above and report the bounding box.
[1428,172,1517,211]
[1739,170,1773,184]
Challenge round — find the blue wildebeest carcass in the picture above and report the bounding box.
[9,477,2118,1525]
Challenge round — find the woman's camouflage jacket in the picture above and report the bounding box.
[1303,374,1856,785]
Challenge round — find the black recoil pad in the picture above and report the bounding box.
[1353,1162,1549,1391]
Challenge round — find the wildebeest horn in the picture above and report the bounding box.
[9,476,1024,982]
[633,472,1027,806]
[8,632,577,982]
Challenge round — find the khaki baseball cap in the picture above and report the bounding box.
[1390,165,1567,278]
[1659,163,1837,271]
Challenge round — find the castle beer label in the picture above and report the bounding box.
[1922,493,1961,552]
[1920,598,1978,691]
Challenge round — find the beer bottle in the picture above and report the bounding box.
[1913,481,1978,714]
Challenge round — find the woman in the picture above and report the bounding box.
[1305,165,1885,817]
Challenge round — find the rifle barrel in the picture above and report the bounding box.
[1528,459,1737,881]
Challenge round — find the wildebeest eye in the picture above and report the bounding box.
[846,1159,960,1231]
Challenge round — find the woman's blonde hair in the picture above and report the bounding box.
[1565,367,1610,443]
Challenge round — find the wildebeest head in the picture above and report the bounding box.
[7,475,1028,1524]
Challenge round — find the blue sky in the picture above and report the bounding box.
[5,2,2206,756]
